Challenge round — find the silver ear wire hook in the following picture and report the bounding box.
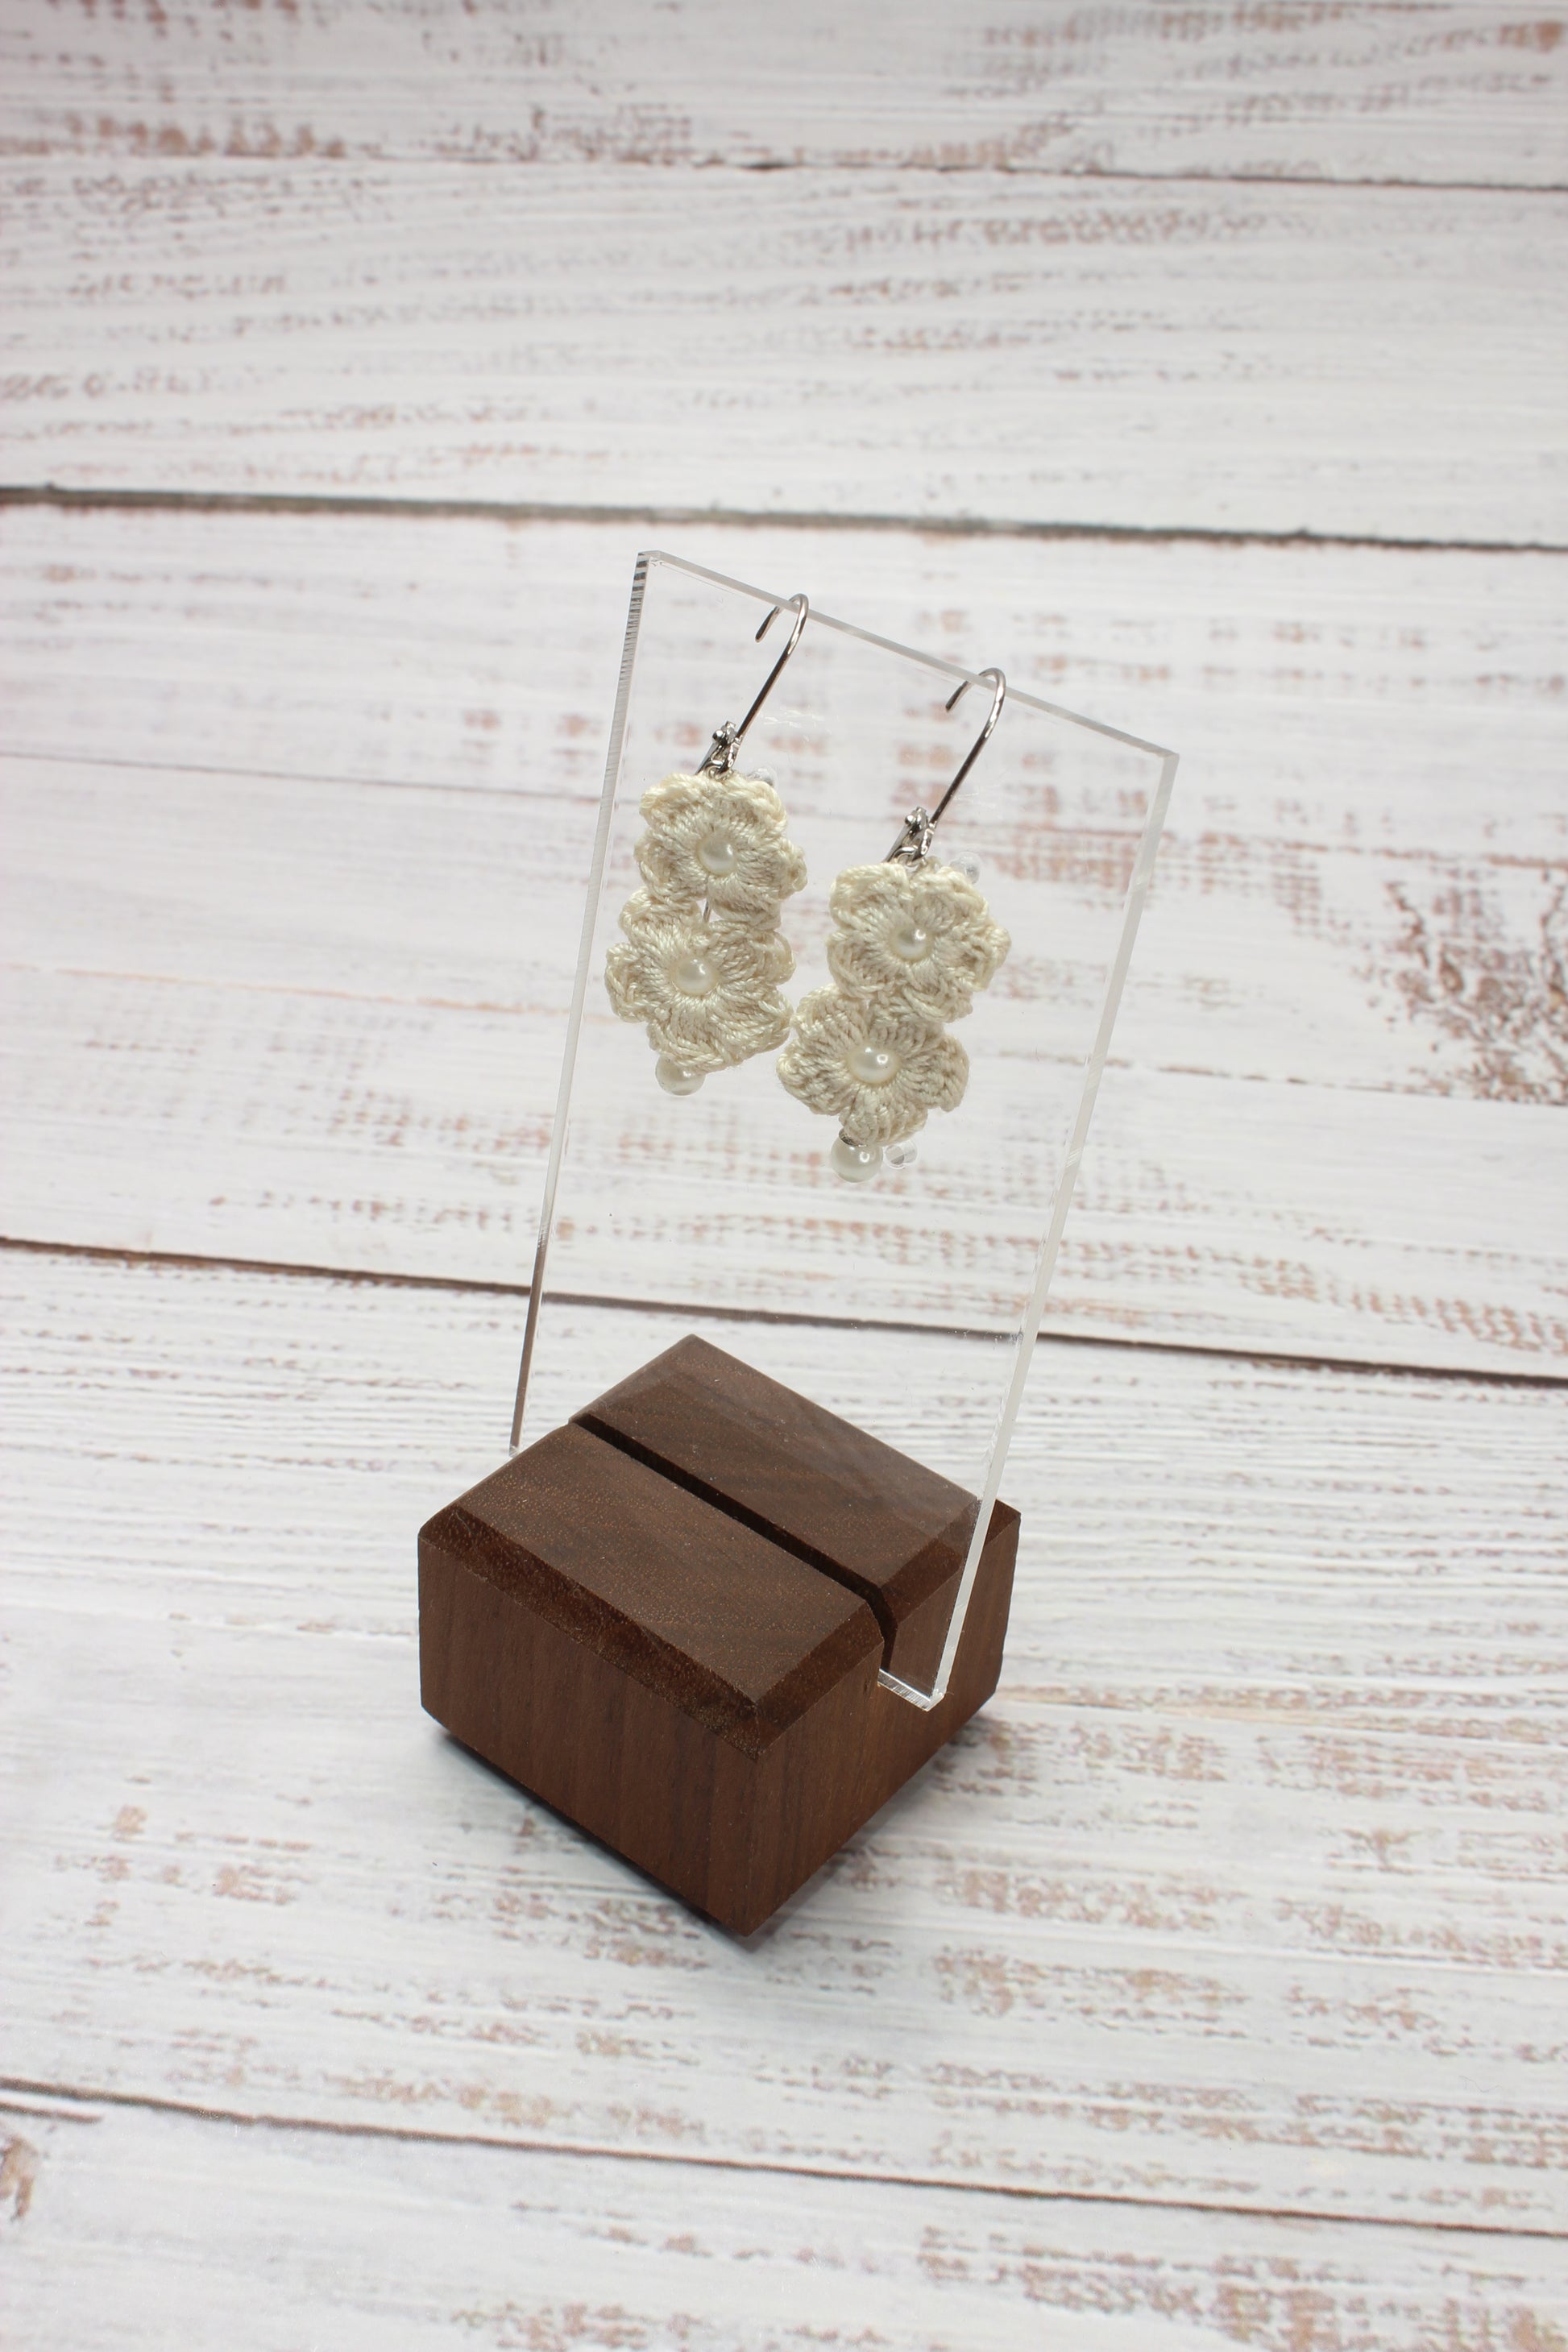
[887,666,1006,862]
[697,593,811,777]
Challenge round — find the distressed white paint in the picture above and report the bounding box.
[3,166,1564,537]
[3,507,1566,862]
[2,11,1566,2332]
[6,954,1562,1365]
[9,2099,1568,2352]
[4,740,1563,1371]
[2,1252,1565,2238]
[2,513,1564,1370]
[5,0,1567,187]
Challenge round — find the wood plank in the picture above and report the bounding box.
[4,728,1564,1372]
[5,959,1562,1371]
[3,166,1562,537]
[4,0,1566,189]
[12,2097,1568,2352]
[8,743,1564,1104]
[2,1250,1564,2227]
[5,505,1566,861]
[3,513,1562,1374]
[4,2099,1566,2352]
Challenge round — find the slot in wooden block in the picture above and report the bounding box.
[578,1334,977,1689]
[419,1336,1018,1934]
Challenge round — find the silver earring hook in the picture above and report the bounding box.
[698,593,810,777]
[887,666,1006,861]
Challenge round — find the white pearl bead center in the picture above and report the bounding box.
[847,1041,902,1085]
[672,952,717,998]
[697,830,739,877]
[889,919,934,963]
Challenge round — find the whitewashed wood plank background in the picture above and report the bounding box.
[4,741,1564,1368]
[5,166,1564,536]
[7,506,1565,858]
[5,0,1566,184]
[3,512,1562,1367]
[9,2096,1566,2352]
[1,5,1564,2344]
[4,1251,1566,2230]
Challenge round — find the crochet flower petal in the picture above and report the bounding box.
[617,894,794,985]
[778,985,967,1147]
[604,937,657,1025]
[824,860,1009,1023]
[606,901,794,1075]
[904,1028,969,1111]
[633,770,807,921]
[641,771,789,836]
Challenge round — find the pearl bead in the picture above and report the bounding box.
[655,1056,705,1095]
[671,952,717,997]
[846,1041,902,1085]
[831,1136,882,1184]
[888,919,933,963]
[697,830,739,877]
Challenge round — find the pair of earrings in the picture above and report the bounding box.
[604,599,1010,1184]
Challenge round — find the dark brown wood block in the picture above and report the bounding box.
[419,1338,1019,1935]
[576,1334,977,1690]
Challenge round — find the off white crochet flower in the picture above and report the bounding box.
[605,894,794,1075]
[633,770,807,923]
[777,985,967,1147]
[825,860,1010,1026]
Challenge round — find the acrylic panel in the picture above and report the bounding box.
[510,551,1178,1705]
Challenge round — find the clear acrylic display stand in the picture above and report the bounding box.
[509,550,1178,1708]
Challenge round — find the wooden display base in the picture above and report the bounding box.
[418,1336,1018,1935]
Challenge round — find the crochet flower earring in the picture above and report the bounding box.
[778,670,1010,1182]
[605,597,809,1095]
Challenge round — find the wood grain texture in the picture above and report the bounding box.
[421,1344,1019,1931]
[2,12,1566,2313]
[2,510,1563,1373]
[3,1250,1564,2232]
[6,948,1564,1372]
[4,717,1563,1371]
[4,0,1566,189]
[7,508,1565,1113]
[6,505,1566,865]
[580,1336,993,1686]
[7,2102,1567,2352]
[3,164,1563,537]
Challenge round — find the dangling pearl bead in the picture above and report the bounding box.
[672,952,717,997]
[846,1041,902,1085]
[889,919,933,963]
[831,1136,882,1184]
[656,1056,705,1095]
[697,830,738,877]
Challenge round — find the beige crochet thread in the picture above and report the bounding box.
[778,857,1010,1147]
[634,770,807,922]
[605,894,794,1076]
[824,861,1010,1027]
[605,768,807,1076]
[777,986,967,1147]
